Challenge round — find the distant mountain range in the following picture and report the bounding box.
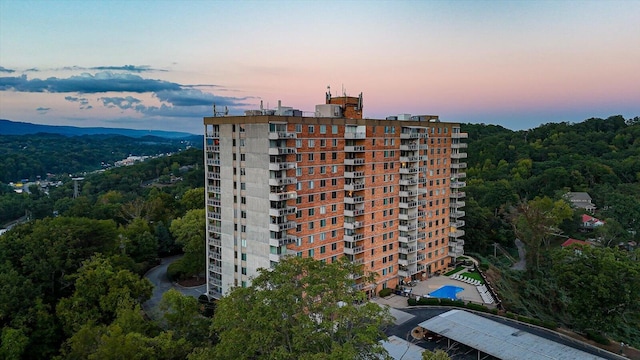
[0,119,197,139]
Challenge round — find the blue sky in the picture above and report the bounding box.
[1,0,639,134]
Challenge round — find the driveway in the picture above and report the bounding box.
[143,255,207,320]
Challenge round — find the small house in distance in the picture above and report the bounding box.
[564,192,596,212]
[581,214,605,230]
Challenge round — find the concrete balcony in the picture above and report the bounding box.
[399,190,418,197]
[343,208,364,217]
[269,191,297,201]
[205,132,219,138]
[450,200,466,208]
[344,158,365,166]
[344,221,364,230]
[208,277,222,286]
[209,251,222,260]
[399,178,418,186]
[344,182,365,191]
[269,162,296,171]
[449,238,465,246]
[344,195,365,204]
[400,144,419,151]
[399,200,418,208]
[344,145,365,152]
[344,171,365,178]
[450,162,467,169]
[398,269,410,278]
[269,206,297,217]
[451,220,465,228]
[398,258,409,266]
[343,246,364,255]
[400,155,421,163]
[399,211,418,221]
[451,172,467,179]
[269,221,296,232]
[344,132,366,139]
[452,132,468,139]
[400,132,427,139]
[269,252,290,262]
[207,225,221,233]
[451,142,468,149]
[344,233,363,242]
[399,223,417,232]
[269,177,297,186]
[207,186,221,193]
[268,131,296,140]
[449,246,464,257]
[205,145,219,152]
[450,229,465,238]
[398,246,416,254]
[399,234,418,243]
[451,181,466,189]
[450,191,466,199]
[400,167,418,174]
[450,210,466,218]
[207,212,221,220]
[206,159,220,166]
[451,152,468,159]
[269,234,298,247]
[208,237,221,247]
[207,172,221,180]
[268,147,297,155]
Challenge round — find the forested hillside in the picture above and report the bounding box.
[461,115,640,348]
[0,133,201,183]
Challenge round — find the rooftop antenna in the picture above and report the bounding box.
[326,85,331,102]
[212,103,226,117]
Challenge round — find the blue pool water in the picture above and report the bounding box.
[428,285,464,300]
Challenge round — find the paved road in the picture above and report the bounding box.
[511,238,527,270]
[143,255,207,320]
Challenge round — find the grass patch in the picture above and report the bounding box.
[444,266,465,276]
[461,271,484,283]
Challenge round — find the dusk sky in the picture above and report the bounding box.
[1,0,639,134]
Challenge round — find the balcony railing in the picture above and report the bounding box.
[268,147,297,155]
[344,196,365,204]
[206,159,221,166]
[205,132,219,138]
[269,162,296,171]
[343,208,364,217]
[344,171,365,178]
[451,152,468,159]
[399,144,418,151]
[344,233,363,242]
[269,221,296,232]
[344,221,364,230]
[452,132,468,139]
[344,182,365,191]
[269,177,297,186]
[450,162,467,169]
[344,132,366,139]
[268,131,296,140]
[344,145,365,152]
[269,191,297,201]
[344,246,364,255]
[208,237,221,247]
[206,145,219,152]
[269,206,297,217]
[344,158,365,166]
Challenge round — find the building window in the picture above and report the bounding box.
[295,124,302,132]
[309,180,314,189]
[331,242,337,250]
[332,125,338,134]
[320,139,326,147]
[308,249,315,257]
[320,125,327,134]
[320,245,326,254]
[308,125,314,133]
[308,139,315,147]
[296,139,302,148]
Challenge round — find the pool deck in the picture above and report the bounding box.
[373,273,484,309]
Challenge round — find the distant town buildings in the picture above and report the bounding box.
[204,91,467,299]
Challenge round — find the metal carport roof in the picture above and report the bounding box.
[418,309,606,360]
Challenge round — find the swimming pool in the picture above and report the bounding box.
[428,285,464,300]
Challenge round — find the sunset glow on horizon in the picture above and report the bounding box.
[1,0,639,133]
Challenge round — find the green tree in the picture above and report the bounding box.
[0,327,29,360]
[422,349,452,360]
[212,256,393,360]
[159,289,211,346]
[551,246,640,335]
[508,196,573,270]
[170,209,206,279]
[56,255,153,334]
[180,187,205,210]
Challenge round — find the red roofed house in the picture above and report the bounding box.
[561,238,590,248]
[581,214,605,230]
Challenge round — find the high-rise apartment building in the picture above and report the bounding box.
[204,91,467,299]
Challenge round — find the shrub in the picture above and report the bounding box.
[586,331,610,345]
[505,312,516,319]
[440,299,465,307]
[479,261,490,271]
[541,320,558,330]
[417,297,440,306]
[465,302,489,313]
[379,288,393,298]
[407,298,417,306]
[167,260,187,281]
